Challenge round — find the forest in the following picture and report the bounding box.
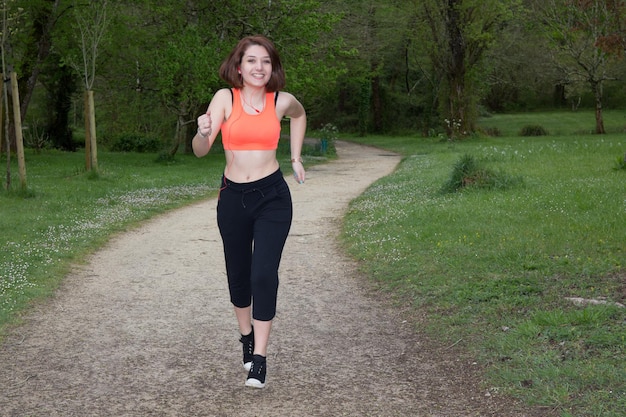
[2,0,626,159]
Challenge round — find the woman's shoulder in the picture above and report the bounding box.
[275,90,294,99]
[274,90,297,107]
[275,91,304,117]
[211,88,235,107]
[208,88,235,119]
[215,88,235,98]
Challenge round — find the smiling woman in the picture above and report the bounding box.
[191,35,307,389]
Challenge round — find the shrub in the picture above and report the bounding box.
[24,122,51,153]
[483,126,502,137]
[520,125,548,136]
[110,133,160,153]
[319,123,339,142]
[441,154,523,193]
[318,123,338,154]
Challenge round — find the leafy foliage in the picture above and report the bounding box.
[8,0,626,153]
[110,133,161,153]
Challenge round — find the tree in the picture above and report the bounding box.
[15,0,63,122]
[481,8,561,111]
[40,58,78,151]
[0,0,78,152]
[138,1,221,156]
[595,1,626,57]
[317,0,416,135]
[416,0,518,138]
[67,0,110,171]
[1,0,63,154]
[536,0,626,133]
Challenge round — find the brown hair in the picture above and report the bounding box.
[219,35,286,92]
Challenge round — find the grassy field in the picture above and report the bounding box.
[480,109,626,136]
[341,109,625,416]
[1,110,624,416]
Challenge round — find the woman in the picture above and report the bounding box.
[193,35,306,389]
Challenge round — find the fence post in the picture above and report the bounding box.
[10,72,26,189]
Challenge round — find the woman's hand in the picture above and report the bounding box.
[292,159,306,184]
[193,109,213,157]
[197,110,212,138]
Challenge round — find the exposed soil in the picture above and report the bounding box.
[0,141,546,416]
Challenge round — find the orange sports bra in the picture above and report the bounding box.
[221,89,281,151]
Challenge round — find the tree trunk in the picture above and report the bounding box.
[11,73,26,189]
[2,89,7,189]
[371,74,383,133]
[358,81,371,137]
[169,115,184,156]
[445,0,468,138]
[88,90,98,171]
[47,63,77,151]
[592,81,606,134]
[554,84,567,108]
[84,92,91,171]
[84,90,98,171]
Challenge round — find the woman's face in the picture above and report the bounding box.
[239,44,272,88]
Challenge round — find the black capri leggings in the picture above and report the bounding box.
[217,169,293,321]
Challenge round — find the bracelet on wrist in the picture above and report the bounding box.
[291,157,303,163]
[197,127,211,139]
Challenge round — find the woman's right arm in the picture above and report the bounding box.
[192,88,230,157]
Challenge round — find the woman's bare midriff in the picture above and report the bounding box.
[224,149,280,183]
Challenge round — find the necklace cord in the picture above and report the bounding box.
[241,91,265,113]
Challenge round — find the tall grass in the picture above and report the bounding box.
[341,111,626,416]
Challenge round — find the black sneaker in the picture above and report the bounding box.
[245,354,266,388]
[240,328,254,371]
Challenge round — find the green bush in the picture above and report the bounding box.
[441,154,522,193]
[520,125,549,136]
[110,133,161,153]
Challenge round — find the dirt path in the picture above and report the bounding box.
[0,142,540,417]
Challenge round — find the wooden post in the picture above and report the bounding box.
[87,90,98,172]
[84,91,91,171]
[10,72,26,189]
[2,73,7,190]
[0,76,3,153]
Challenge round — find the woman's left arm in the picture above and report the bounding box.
[279,92,307,183]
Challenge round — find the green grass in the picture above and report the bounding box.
[0,138,331,332]
[480,109,626,136]
[341,110,626,416]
